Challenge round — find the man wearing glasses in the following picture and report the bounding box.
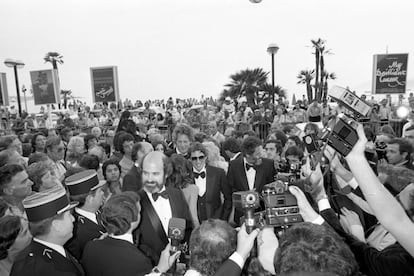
[189,142,232,222]
[46,136,67,182]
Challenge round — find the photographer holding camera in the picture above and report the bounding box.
[256,159,360,276]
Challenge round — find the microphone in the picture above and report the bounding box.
[168,218,186,254]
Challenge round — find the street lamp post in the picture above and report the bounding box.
[267,43,279,104]
[4,59,25,117]
[22,85,28,113]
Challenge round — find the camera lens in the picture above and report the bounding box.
[246,194,256,204]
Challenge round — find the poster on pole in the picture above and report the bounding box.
[90,66,119,103]
[0,73,9,106]
[372,53,408,94]
[30,69,60,105]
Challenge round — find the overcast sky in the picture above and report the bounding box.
[1,0,413,105]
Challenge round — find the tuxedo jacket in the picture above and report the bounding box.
[10,240,84,276]
[227,156,276,224]
[65,210,106,260]
[82,237,152,276]
[195,165,232,221]
[214,259,242,276]
[122,166,143,193]
[320,208,414,276]
[136,187,193,265]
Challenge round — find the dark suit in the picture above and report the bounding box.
[227,156,276,224]
[82,237,153,276]
[136,187,193,265]
[10,240,84,276]
[65,210,106,260]
[320,208,414,276]
[122,166,143,193]
[215,259,242,276]
[194,165,232,221]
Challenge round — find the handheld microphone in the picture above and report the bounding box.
[168,218,186,254]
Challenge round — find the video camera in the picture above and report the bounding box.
[233,181,303,231]
[308,86,370,157]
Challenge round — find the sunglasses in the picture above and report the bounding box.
[191,156,205,161]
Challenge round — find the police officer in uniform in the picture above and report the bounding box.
[10,186,84,276]
[65,170,107,259]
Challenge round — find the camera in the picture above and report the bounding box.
[323,115,359,157]
[276,159,302,184]
[238,181,303,230]
[233,191,260,210]
[375,141,388,161]
[261,181,302,227]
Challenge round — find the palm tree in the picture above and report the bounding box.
[321,71,337,101]
[319,45,333,99]
[44,52,64,108]
[259,83,286,104]
[44,52,64,70]
[60,89,72,109]
[297,69,315,101]
[223,68,268,107]
[311,38,324,101]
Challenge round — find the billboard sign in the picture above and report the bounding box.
[90,66,119,103]
[372,53,408,94]
[0,73,9,106]
[30,69,60,105]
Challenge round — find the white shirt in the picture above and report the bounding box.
[109,232,134,244]
[75,208,98,225]
[146,188,172,235]
[53,160,67,182]
[193,167,206,197]
[230,152,241,161]
[33,237,66,258]
[243,158,256,190]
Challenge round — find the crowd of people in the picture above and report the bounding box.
[0,93,413,276]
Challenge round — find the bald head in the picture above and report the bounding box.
[142,151,171,193]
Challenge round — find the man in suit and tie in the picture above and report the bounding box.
[10,186,84,276]
[137,151,193,265]
[226,136,276,225]
[189,142,232,222]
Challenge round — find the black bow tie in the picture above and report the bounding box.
[194,171,206,179]
[245,163,256,171]
[151,190,169,201]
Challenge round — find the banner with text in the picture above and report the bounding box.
[90,66,119,103]
[372,53,408,94]
[30,69,60,105]
[0,73,9,106]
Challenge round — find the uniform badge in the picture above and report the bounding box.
[43,249,52,259]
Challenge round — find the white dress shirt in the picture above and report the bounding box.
[193,167,206,197]
[33,237,66,258]
[146,188,172,235]
[109,232,134,244]
[243,158,256,190]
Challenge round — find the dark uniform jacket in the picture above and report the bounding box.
[82,236,152,276]
[10,240,84,276]
[65,210,106,260]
